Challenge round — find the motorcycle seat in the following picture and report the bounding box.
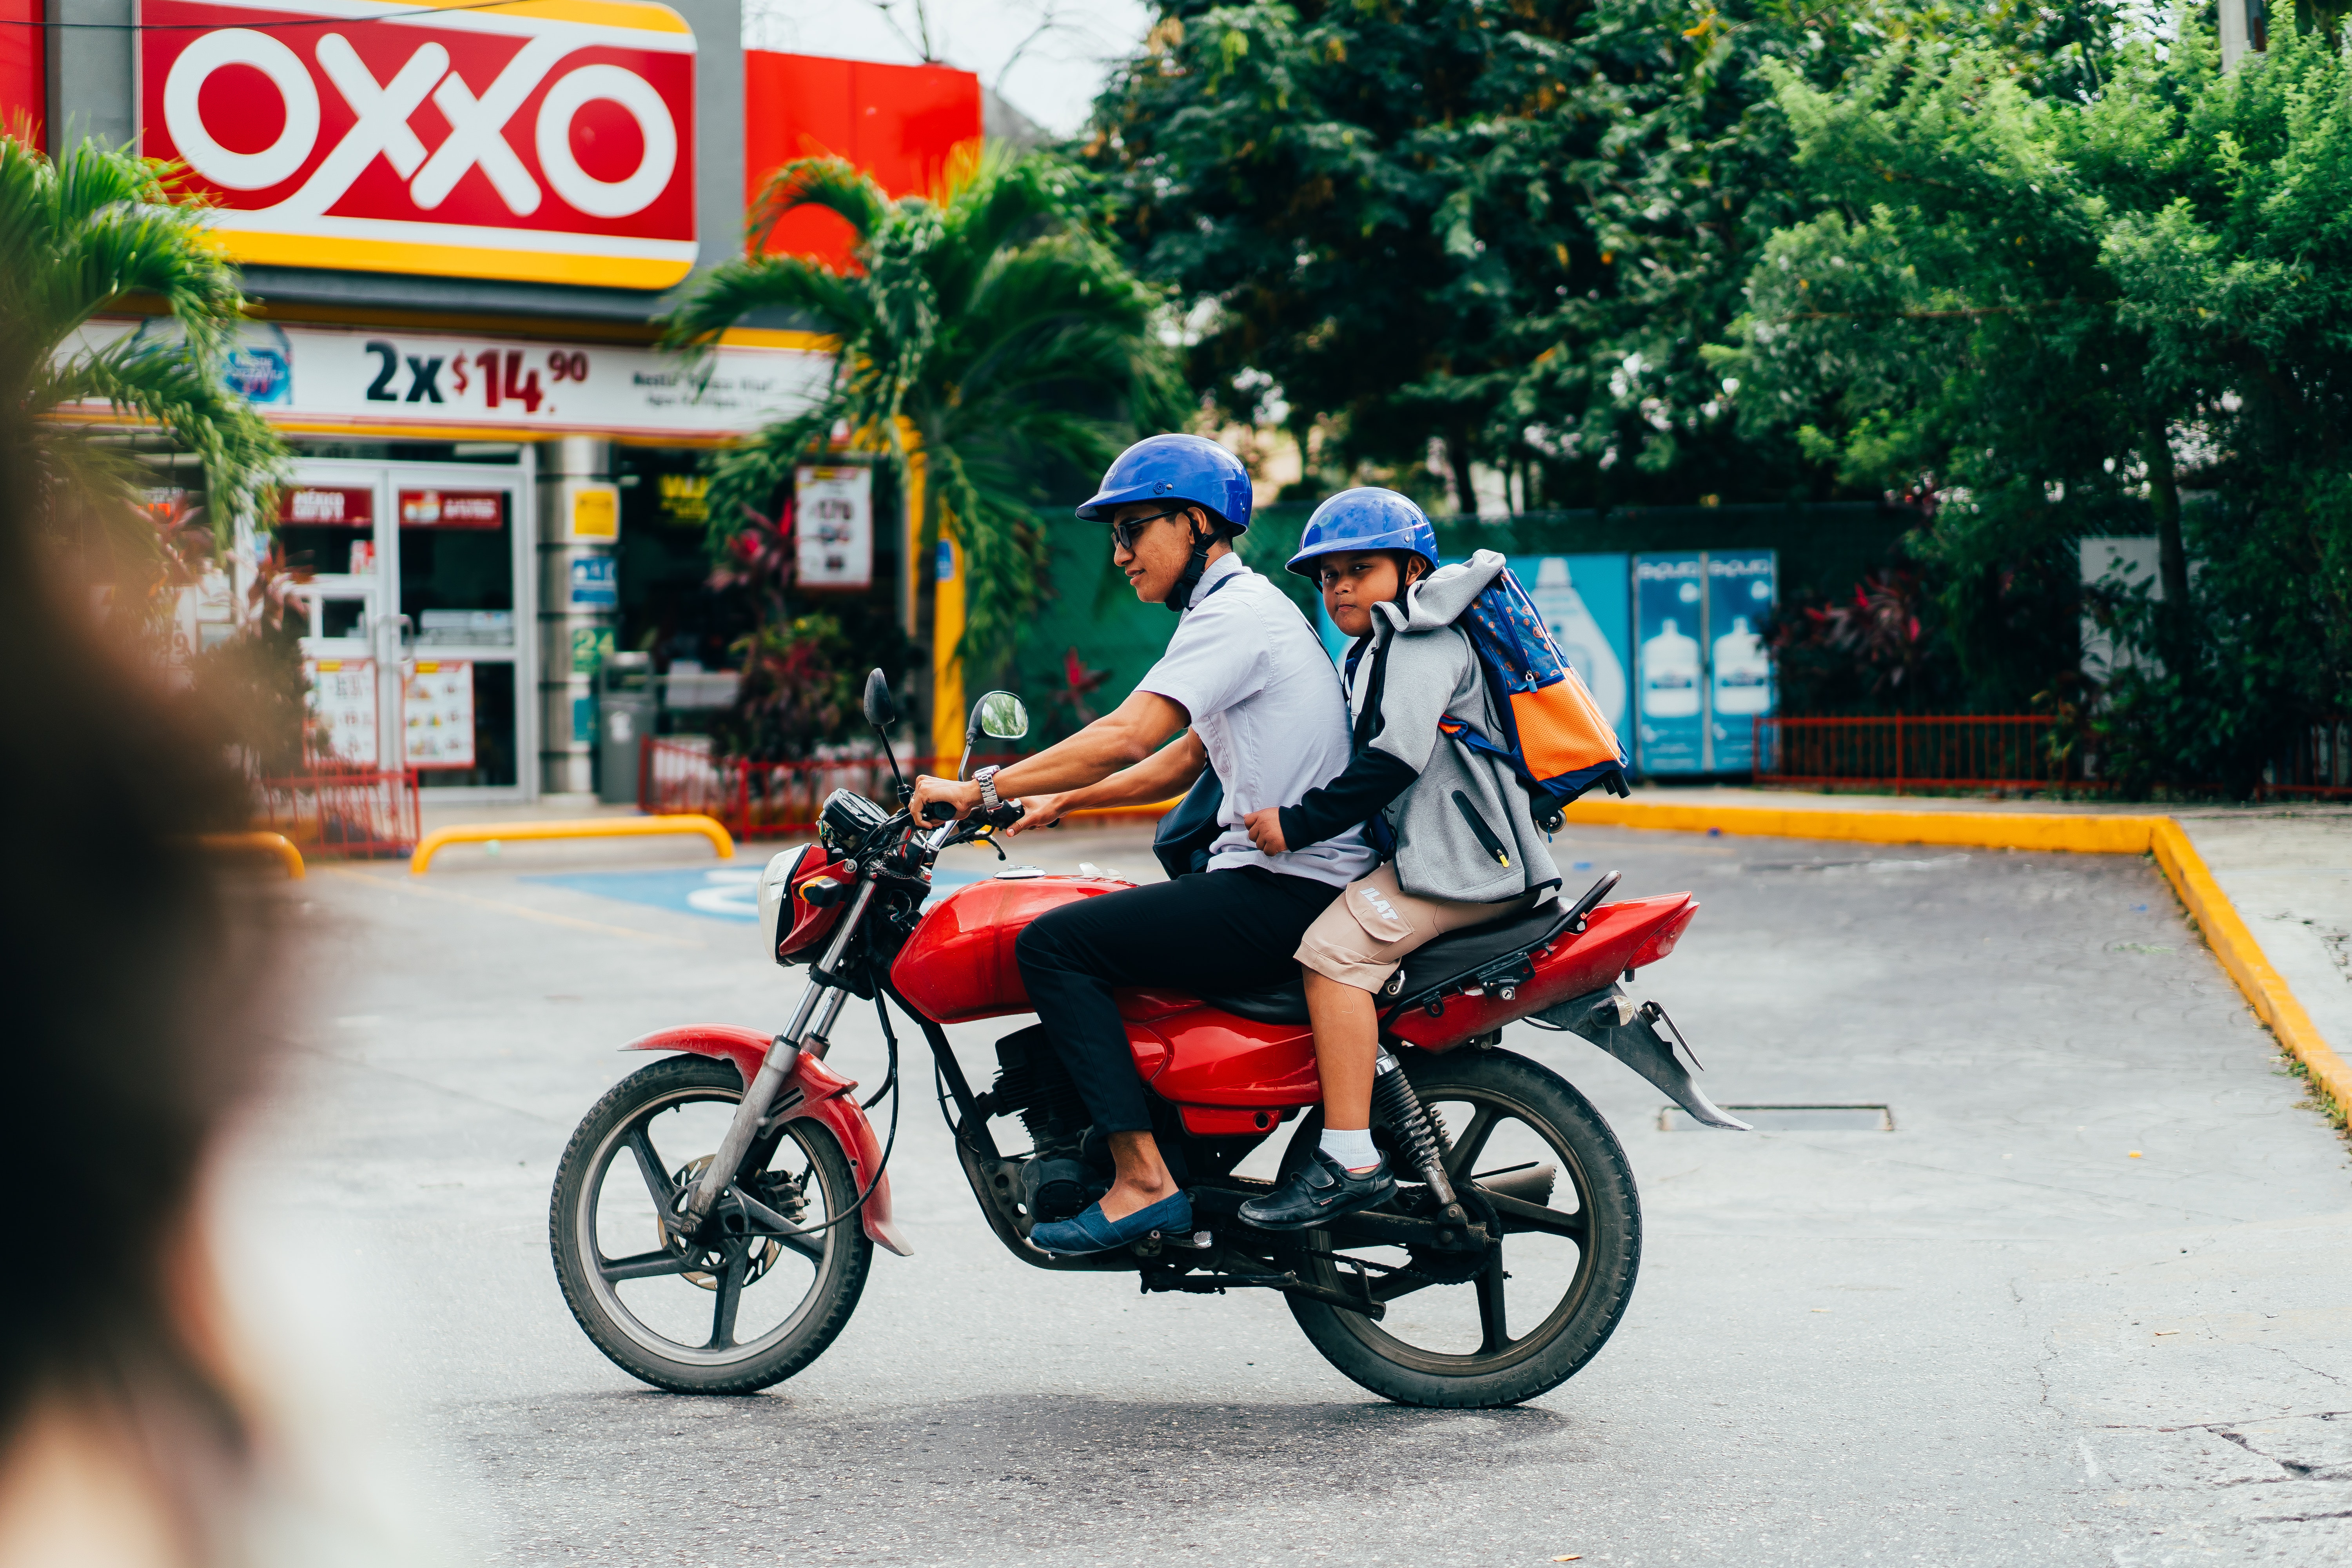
[1192,896,1573,1026]
[1389,898,1572,1002]
[1196,973,1311,1025]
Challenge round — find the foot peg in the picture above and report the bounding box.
[1540,985,1751,1131]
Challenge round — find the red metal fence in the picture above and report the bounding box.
[1754,715,2091,793]
[2263,717,2352,800]
[639,739,1025,838]
[256,768,422,858]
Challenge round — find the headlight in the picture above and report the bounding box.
[817,788,891,855]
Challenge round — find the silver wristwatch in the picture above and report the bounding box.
[975,764,1005,813]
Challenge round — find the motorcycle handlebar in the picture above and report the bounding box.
[918,800,1025,855]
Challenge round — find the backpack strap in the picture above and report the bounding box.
[1352,627,1394,751]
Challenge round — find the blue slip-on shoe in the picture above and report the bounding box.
[1028,1191,1193,1256]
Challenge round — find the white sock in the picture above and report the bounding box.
[1320,1127,1380,1171]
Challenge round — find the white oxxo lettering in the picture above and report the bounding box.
[163,28,679,221]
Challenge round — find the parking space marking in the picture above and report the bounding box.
[323,866,706,947]
[520,866,990,923]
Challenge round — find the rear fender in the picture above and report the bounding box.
[621,1024,912,1258]
[1385,893,1699,1051]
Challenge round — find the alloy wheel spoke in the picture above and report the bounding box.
[1368,1271,1438,1305]
[597,1249,692,1283]
[1483,1190,1588,1240]
[708,1247,746,1349]
[1474,1247,1510,1353]
[624,1124,680,1216]
[1443,1104,1502,1181]
[773,1228,826,1264]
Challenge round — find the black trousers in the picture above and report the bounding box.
[1014,867,1342,1135]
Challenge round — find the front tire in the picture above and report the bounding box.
[550,1054,872,1394]
[1282,1045,1640,1408]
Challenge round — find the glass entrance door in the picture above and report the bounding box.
[285,476,394,770]
[285,457,534,799]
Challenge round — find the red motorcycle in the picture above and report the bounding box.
[550,672,1745,1408]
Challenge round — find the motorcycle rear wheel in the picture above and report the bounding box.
[550,1054,871,1394]
[1280,1044,1639,1408]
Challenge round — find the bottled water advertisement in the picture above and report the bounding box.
[1707,552,1778,769]
[1634,553,1709,772]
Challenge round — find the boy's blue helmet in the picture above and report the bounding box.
[1076,434,1254,534]
[1286,487,1439,577]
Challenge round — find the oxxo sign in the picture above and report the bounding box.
[139,0,697,289]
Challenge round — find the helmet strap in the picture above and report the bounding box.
[1393,553,1424,609]
[1167,511,1218,615]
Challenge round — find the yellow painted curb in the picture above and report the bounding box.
[1556,797,2347,1127]
[411,815,736,875]
[2147,820,2352,1120]
[1559,798,2168,855]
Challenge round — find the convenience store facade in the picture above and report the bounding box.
[22,0,984,800]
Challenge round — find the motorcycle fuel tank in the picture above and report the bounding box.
[889,873,1131,1024]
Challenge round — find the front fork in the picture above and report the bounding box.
[675,880,877,1232]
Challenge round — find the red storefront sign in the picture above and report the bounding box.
[397,488,504,527]
[137,0,698,289]
[280,485,375,526]
[744,53,978,270]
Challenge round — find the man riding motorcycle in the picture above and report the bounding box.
[908,434,1371,1256]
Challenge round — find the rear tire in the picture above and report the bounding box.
[1282,1045,1640,1408]
[550,1055,871,1394]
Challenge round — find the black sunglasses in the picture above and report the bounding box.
[1107,504,1196,553]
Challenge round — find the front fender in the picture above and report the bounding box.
[622,1024,912,1258]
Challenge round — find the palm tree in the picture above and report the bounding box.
[0,135,286,573]
[665,144,1184,683]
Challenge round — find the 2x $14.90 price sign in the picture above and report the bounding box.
[363,341,595,416]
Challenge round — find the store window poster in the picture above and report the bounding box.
[404,661,476,769]
[1633,553,1708,773]
[303,659,377,767]
[1706,552,1777,769]
[1506,554,1630,737]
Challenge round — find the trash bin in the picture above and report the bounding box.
[598,653,655,805]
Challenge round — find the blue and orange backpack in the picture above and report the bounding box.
[1353,558,1630,832]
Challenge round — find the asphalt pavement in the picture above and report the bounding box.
[227,821,2352,1566]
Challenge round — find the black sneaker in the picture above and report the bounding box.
[1238,1149,1396,1231]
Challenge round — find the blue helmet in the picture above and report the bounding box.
[1285,487,1439,578]
[1076,434,1254,535]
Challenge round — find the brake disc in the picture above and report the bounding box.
[656,1155,786,1290]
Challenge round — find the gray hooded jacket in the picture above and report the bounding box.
[1348,551,1564,905]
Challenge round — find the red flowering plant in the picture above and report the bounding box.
[706,497,906,762]
[1766,564,1943,712]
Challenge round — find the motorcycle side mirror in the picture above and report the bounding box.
[863,668,909,803]
[862,668,897,730]
[978,691,1029,741]
[957,689,1028,781]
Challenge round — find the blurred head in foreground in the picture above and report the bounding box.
[0,440,284,1557]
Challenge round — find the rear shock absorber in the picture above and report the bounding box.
[1371,1048,1460,1217]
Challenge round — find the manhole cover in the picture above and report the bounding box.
[1659,1104,1894,1132]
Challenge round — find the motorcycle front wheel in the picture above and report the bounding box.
[1279,1044,1640,1408]
[550,1054,871,1394]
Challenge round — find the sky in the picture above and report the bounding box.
[742,0,1158,138]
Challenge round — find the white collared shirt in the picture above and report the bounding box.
[1136,552,1376,887]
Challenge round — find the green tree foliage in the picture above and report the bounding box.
[1718,14,2352,789]
[666,147,1185,685]
[1083,0,2122,510]
[0,136,285,564]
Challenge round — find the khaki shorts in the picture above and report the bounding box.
[1295,863,1545,992]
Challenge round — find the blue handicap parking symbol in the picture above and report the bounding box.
[524,866,989,923]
